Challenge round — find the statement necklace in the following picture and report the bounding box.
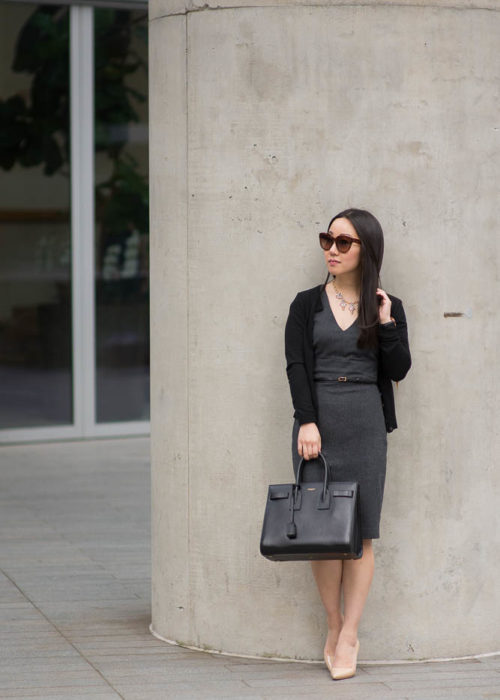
[332,281,359,315]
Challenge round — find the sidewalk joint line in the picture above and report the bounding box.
[0,565,126,699]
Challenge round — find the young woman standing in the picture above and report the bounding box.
[284,208,411,680]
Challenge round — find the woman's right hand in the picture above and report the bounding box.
[297,423,321,460]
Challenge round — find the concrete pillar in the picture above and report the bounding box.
[149,0,500,661]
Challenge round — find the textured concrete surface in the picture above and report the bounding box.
[0,438,499,698]
[150,0,500,22]
[149,0,500,660]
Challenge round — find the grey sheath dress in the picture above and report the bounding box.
[291,288,388,539]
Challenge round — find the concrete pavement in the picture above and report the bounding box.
[0,437,498,699]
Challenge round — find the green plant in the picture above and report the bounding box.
[0,6,148,238]
[0,6,70,175]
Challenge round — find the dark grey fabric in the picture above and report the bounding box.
[291,289,387,539]
[284,283,411,430]
[313,290,378,383]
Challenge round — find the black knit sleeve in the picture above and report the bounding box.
[284,294,317,425]
[377,296,411,381]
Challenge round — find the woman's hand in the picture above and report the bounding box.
[298,423,321,460]
[376,288,393,325]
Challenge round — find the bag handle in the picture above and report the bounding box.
[287,452,330,540]
[296,451,329,496]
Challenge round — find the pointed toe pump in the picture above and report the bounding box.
[324,649,335,675]
[331,639,360,681]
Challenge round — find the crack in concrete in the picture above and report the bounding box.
[151,1,500,22]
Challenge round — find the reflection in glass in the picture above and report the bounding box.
[94,9,149,423]
[0,4,72,428]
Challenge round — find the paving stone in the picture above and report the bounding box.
[112,680,258,699]
[116,689,265,700]
[0,691,119,699]
[0,437,499,699]
[34,599,149,624]
[7,581,139,604]
[112,681,394,699]
[0,648,80,660]
[90,665,242,685]
[0,672,109,690]
[0,588,28,604]
[403,691,500,699]
[385,675,500,688]
[0,658,96,673]
[363,659,487,675]
[243,668,378,687]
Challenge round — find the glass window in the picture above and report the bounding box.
[94,8,149,423]
[0,4,72,429]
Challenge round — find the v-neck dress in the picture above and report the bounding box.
[291,288,387,539]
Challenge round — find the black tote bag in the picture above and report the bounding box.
[260,452,362,561]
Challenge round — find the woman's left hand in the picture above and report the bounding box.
[376,288,393,324]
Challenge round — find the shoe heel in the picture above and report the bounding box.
[331,639,359,681]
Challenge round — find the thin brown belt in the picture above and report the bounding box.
[315,376,377,384]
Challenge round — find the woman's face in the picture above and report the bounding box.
[324,217,362,278]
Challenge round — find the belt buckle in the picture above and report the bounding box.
[337,376,347,382]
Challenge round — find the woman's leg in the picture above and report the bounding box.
[310,560,343,656]
[334,539,375,666]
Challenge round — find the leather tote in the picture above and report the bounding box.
[260,452,362,561]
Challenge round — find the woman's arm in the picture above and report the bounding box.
[284,293,318,425]
[377,296,412,381]
[285,293,322,459]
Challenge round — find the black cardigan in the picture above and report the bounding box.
[284,284,411,432]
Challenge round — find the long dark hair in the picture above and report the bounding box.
[322,208,384,349]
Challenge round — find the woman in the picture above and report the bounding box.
[284,208,411,680]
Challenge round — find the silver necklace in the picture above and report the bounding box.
[332,281,359,315]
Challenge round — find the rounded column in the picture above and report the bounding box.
[150,0,500,660]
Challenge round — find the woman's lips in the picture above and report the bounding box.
[328,259,340,265]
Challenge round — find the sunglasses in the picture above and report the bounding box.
[319,232,361,254]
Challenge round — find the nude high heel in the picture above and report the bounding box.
[323,649,335,675]
[331,639,360,681]
[323,635,337,675]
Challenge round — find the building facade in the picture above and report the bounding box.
[0,0,149,442]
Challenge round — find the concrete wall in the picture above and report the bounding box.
[150,1,500,661]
